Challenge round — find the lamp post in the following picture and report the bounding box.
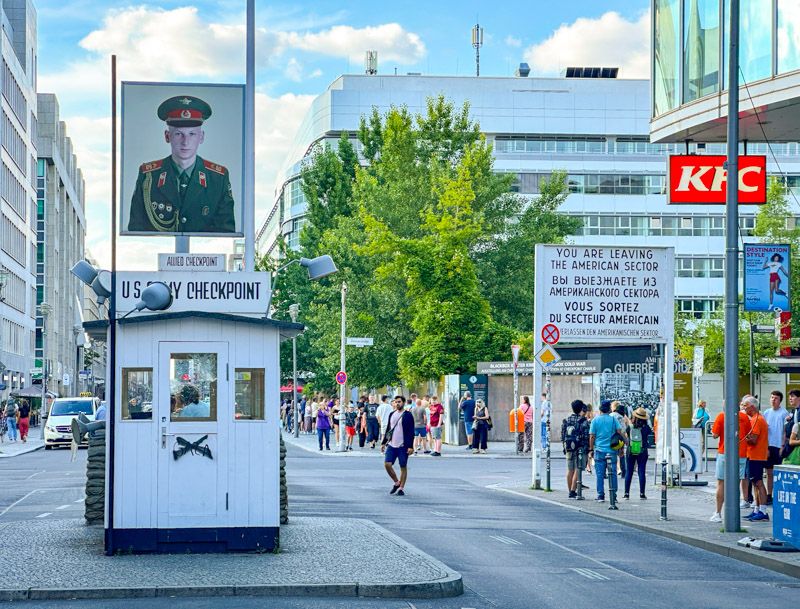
[289,303,300,438]
[338,281,347,452]
[0,270,8,402]
[38,302,52,427]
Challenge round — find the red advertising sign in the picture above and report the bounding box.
[668,155,767,204]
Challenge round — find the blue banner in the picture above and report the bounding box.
[773,465,800,549]
[743,244,791,312]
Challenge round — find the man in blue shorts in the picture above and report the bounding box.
[381,396,415,496]
[459,391,476,449]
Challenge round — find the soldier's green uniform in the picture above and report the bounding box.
[127,94,236,233]
[128,155,235,232]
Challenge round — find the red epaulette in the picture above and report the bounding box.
[139,159,163,173]
[202,159,227,175]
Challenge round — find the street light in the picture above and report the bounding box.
[38,302,52,428]
[338,281,348,452]
[289,303,300,438]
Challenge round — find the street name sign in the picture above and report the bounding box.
[346,337,374,347]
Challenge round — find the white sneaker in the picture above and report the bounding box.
[710,512,722,523]
[740,500,751,509]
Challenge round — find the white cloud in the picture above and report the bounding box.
[283,23,425,64]
[523,11,650,78]
[505,35,522,48]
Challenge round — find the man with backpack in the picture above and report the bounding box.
[562,400,590,498]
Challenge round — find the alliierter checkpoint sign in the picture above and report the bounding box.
[115,271,270,315]
[534,245,674,343]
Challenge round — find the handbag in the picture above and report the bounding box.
[784,445,800,466]
[486,415,493,430]
[609,431,625,451]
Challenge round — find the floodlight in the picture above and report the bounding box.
[299,255,338,280]
[135,282,173,312]
[71,260,99,286]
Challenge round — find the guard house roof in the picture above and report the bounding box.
[83,310,304,342]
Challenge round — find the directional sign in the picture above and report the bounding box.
[693,345,704,378]
[346,337,374,347]
[541,323,560,345]
[511,344,521,365]
[535,345,561,368]
[336,371,348,385]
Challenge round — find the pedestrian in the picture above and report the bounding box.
[316,399,332,450]
[365,394,381,448]
[588,400,626,502]
[429,395,444,456]
[311,396,319,433]
[471,398,490,454]
[459,391,476,449]
[561,399,590,498]
[376,395,392,439]
[356,397,367,448]
[304,397,313,434]
[584,403,594,474]
[331,397,341,444]
[539,393,552,451]
[624,408,652,499]
[412,399,429,454]
[4,401,18,442]
[407,393,417,412]
[17,399,30,443]
[611,402,630,480]
[344,402,357,451]
[783,389,800,460]
[381,396,414,496]
[520,396,533,453]
[763,390,788,504]
[709,400,750,522]
[742,396,770,521]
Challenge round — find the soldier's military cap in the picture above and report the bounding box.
[157,95,212,127]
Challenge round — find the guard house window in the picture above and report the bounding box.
[121,368,153,420]
[170,353,217,421]
[234,368,265,420]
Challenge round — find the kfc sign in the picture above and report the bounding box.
[668,155,767,204]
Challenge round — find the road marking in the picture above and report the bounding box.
[74,498,84,503]
[490,534,522,546]
[55,504,70,510]
[0,490,41,517]
[520,531,642,580]
[35,513,51,518]
[26,470,46,480]
[431,510,455,518]
[571,568,610,581]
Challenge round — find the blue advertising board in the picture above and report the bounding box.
[773,465,800,549]
[744,244,791,312]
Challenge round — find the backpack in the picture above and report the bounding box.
[630,427,643,455]
[562,415,584,452]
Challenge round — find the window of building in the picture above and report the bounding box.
[654,0,681,115]
[778,0,800,73]
[234,369,265,420]
[169,353,217,422]
[683,0,721,103]
[122,368,153,420]
[738,0,772,82]
[678,298,721,319]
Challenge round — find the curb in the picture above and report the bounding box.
[0,519,463,602]
[0,443,44,458]
[492,486,800,580]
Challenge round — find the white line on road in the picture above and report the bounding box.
[430,510,455,518]
[35,513,51,518]
[490,535,522,546]
[520,531,642,580]
[74,498,84,503]
[571,568,610,581]
[26,470,46,480]
[55,504,70,510]
[0,490,41,517]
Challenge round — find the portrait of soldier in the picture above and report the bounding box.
[127,95,236,233]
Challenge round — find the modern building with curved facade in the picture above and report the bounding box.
[651,0,800,142]
[258,70,800,319]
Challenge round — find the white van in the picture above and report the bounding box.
[44,397,99,449]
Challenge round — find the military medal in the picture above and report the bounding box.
[202,206,210,216]
[157,172,167,188]
[199,171,207,188]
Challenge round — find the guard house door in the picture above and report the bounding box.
[157,341,229,529]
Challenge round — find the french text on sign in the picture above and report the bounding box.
[541,323,560,345]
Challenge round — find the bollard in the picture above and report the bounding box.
[660,459,668,521]
[576,451,585,500]
[607,454,618,510]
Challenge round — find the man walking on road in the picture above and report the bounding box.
[381,396,414,496]
[589,400,626,502]
[429,396,444,456]
[562,400,589,498]
[763,390,788,504]
[459,391,476,450]
[376,395,392,439]
[365,394,381,449]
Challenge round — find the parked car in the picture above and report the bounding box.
[44,397,99,449]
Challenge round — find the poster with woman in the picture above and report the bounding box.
[744,244,791,312]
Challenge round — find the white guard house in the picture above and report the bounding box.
[84,267,301,554]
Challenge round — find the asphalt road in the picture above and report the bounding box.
[1,444,797,609]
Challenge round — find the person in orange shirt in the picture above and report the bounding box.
[742,397,770,521]
[709,401,751,523]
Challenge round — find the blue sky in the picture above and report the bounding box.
[33,0,651,268]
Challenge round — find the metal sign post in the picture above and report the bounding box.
[512,344,520,455]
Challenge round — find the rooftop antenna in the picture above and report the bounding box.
[365,50,378,75]
[471,21,484,77]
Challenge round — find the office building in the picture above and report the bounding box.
[0,0,37,401]
[258,72,800,319]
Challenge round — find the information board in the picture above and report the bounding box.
[743,243,791,312]
[535,245,674,343]
[773,465,800,549]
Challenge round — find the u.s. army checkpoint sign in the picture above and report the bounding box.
[535,245,674,343]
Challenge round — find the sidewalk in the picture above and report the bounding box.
[492,466,800,579]
[0,517,462,601]
[283,429,536,458]
[0,438,44,458]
